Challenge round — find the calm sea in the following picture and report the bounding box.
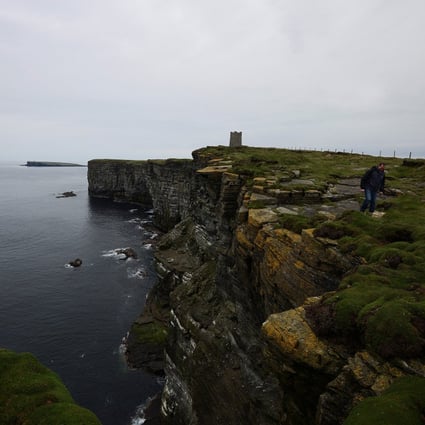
[0,163,162,425]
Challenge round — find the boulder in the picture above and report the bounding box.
[69,258,82,267]
[117,248,137,259]
[56,191,76,198]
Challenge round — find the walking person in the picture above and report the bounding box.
[360,162,385,213]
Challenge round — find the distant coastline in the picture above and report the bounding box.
[23,161,86,167]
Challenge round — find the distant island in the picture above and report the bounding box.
[24,161,86,167]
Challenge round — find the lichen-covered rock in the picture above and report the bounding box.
[262,306,346,375]
[88,147,425,425]
[342,376,425,425]
[88,154,363,425]
[158,227,285,425]
[263,306,425,425]
[235,220,360,316]
[316,352,425,425]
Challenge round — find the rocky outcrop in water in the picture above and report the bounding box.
[25,161,85,167]
[56,191,77,198]
[88,148,425,424]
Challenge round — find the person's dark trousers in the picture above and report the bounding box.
[360,188,377,212]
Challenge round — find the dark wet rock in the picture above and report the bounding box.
[125,282,169,374]
[116,247,137,259]
[56,191,77,198]
[142,393,163,425]
[69,258,82,267]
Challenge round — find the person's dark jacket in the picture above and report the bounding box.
[360,166,385,192]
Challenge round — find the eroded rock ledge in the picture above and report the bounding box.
[88,148,425,425]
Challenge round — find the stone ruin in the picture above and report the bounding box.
[229,131,242,147]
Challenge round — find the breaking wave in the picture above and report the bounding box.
[101,248,129,260]
[127,266,147,279]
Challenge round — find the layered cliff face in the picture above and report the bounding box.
[88,159,196,230]
[88,148,425,425]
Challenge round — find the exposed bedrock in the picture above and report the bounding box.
[88,150,425,425]
[87,159,196,230]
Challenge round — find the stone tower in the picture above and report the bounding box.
[229,131,242,147]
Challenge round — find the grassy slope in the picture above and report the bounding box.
[0,349,101,425]
[344,376,425,425]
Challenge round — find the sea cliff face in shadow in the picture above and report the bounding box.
[85,147,425,424]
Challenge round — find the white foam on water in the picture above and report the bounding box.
[127,267,146,279]
[101,248,129,260]
[130,398,153,425]
[121,294,134,306]
[130,381,164,425]
[65,262,94,268]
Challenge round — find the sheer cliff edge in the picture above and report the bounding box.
[88,147,425,425]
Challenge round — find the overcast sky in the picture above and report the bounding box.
[1,0,424,163]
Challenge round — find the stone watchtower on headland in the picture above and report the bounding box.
[229,131,242,147]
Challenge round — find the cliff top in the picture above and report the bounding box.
[194,145,425,195]
[89,146,425,360]
[88,158,192,166]
[194,146,425,360]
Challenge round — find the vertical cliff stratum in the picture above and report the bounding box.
[88,148,425,425]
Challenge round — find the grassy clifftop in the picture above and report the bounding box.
[196,146,425,359]
[0,349,101,425]
[195,145,424,192]
[195,146,425,424]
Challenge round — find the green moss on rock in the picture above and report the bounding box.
[344,376,425,425]
[277,213,326,234]
[130,321,169,345]
[194,147,425,361]
[0,349,101,425]
[306,192,425,359]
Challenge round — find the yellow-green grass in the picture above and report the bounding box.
[308,194,425,358]
[129,321,169,346]
[0,349,100,425]
[344,376,425,425]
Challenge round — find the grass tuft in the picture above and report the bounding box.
[344,376,425,425]
[0,349,101,425]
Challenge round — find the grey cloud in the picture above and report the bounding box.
[1,0,425,163]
